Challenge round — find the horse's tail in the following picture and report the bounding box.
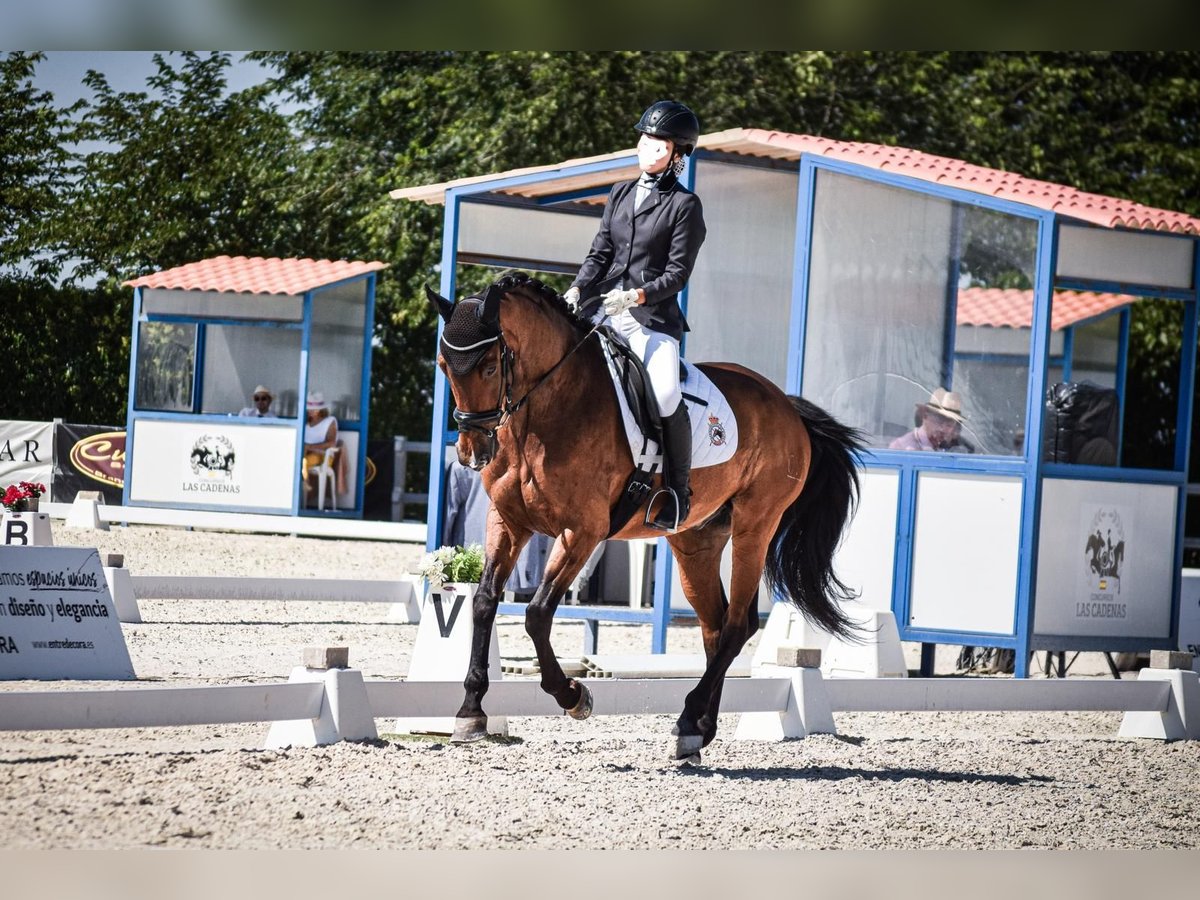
[764,396,866,640]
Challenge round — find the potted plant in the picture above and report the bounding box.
[413,543,484,592]
[2,481,46,514]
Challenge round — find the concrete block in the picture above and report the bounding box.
[265,666,378,748]
[1119,668,1200,741]
[1150,650,1192,670]
[734,667,837,742]
[385,575,422,624]
[103,565,142,624]
[303,646,349,669]
[777,645,822,669]
[65,495,108,531]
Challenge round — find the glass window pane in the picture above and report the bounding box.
[200,324,302,417]
[1122,299,1184,470]
[685,160,798,387]
[802,170,1038,456]
[135,321,196,412]
[308,281,368,422]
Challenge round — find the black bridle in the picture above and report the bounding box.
[451,321,601,461]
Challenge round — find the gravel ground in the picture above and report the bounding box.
[0,522,1196,850]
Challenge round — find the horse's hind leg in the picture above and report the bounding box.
[525,532,604,714]
[671,507,777,761]
[666,517,737,758]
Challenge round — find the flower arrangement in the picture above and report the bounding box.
[2,481,46,513]
[414,544,484,589]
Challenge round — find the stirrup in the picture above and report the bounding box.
[645,486,684,533]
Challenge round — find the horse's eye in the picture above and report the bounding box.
[483,364,497,377]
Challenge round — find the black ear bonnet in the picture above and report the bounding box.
[439,296,500,375]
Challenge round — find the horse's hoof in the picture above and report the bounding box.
[673,732,703,761]
[449,716,489,744]
[675,752,703,767]
[566,680,593,720]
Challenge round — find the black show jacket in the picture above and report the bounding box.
[571,173,706,343]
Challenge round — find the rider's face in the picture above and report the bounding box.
[637,134,673,174]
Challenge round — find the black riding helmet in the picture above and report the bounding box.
[635,100,700,156]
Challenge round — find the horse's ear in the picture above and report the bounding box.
[425,284,455,323]
[479,283,503,328]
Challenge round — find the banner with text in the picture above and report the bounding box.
[0,420,53,492]
[0,546,135,680]
[52,423,125,505]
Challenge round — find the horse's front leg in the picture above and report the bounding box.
[451,510,529,744]
[525,530,604,715]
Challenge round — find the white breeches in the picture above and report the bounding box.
[606,311,682,415]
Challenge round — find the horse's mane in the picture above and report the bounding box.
[493,271,586,334]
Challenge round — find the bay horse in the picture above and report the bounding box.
[428,272,863,762]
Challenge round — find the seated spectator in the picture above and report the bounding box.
[301,392,347,504]
[239,385,277,418]
[889,388,973,452]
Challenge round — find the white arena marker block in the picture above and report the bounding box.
[66,495,108,531]
[103,564,142,624]
[390,583,506,737]
[386,575,422,624]
[735,667,836,741]
[265,666,378,748]
[2,511,54,546]
[753,600,907,679]
[1119,668,1200,741]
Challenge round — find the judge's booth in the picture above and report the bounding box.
[394,129,1200,671]
[121,256,385,518]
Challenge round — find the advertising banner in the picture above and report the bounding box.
[52,423,126,505]
[0,546,135,680]
[0,420,53,492]
[1035,479,1176,640]
[128,419,298,511]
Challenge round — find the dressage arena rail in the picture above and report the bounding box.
[2,667,1195,745]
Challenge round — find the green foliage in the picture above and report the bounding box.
[3,49,1200,475]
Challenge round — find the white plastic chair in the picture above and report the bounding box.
[312,445,340,511]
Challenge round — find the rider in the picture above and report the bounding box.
[563,100,707,530]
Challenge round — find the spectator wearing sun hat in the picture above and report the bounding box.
[238,385,276,418]
[889,387,973,452]
[301,391,347,502]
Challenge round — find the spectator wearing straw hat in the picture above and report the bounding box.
[239,385,276,418]
[889,388,973,452]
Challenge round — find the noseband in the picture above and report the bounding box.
[450,322,599,462]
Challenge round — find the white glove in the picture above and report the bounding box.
[602,288,639,317]
[563,285,581,312]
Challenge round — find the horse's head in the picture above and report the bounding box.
[428,274,582,471]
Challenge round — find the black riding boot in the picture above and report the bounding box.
[652,403,692,531]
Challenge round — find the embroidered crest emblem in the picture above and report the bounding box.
[707,414,726,447]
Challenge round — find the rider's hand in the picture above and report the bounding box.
[563,285,581,313]
[602,288,639,317]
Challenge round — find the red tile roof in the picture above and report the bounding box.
[956,287,1138,331]
[124,256,388,295]
[392,127,1200,235]
[718,130,1200,235]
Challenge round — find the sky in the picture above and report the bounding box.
[32,51,277,108]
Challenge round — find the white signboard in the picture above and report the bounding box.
[1034,479,1176,639]
[129,419,299,511]
[908,472,1023,635]
[0,420,53,489]
[0,547,135,680]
